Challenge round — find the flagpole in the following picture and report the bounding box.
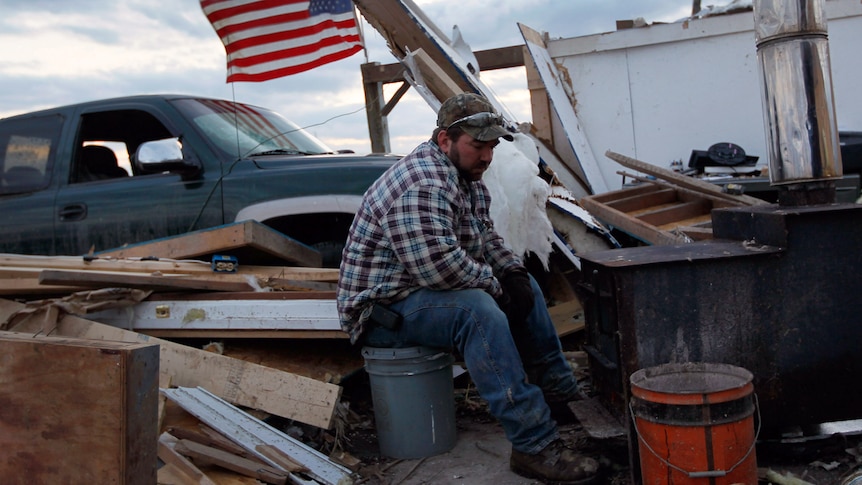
[354,6,369,63]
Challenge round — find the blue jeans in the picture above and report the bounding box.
[362,275,579,454]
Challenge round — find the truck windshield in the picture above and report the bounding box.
[172,98,334,159]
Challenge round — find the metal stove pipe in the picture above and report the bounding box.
[754,0,843,205]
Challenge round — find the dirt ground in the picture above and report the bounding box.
[321,333,862,485]
[331,372,862,485]
[175,337,862,485]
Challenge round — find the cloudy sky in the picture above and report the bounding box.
[0,0,695,155]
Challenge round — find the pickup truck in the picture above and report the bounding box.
[0,94,398,266]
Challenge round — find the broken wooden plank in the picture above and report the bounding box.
[162,386,353,485]
[406,48,461,101]
[96,220,323,267]
[0,263,336,296]
[32,268,336,292]
[0,253,339,280]
[520,23,609,194]
[159,432,220,485]
[605,150,768,206]
[39,269,254,292]
[168,426,256,460]
[355,0,521,124]
[354,0,473,103]
[0,331,159,485]
[175,439,289,485]
[0,298,341,429]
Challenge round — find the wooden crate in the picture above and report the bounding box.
[580,183,738,245]
[0,332,159,484]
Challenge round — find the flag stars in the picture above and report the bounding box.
[309,0,353,16]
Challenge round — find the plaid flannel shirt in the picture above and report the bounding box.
[337,140,524,343]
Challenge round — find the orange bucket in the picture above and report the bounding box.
[630,362,758,484]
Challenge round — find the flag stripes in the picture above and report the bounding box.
[201,0,363,82]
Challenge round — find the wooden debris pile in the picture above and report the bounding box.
[0,220,368,484]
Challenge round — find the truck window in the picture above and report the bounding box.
[72,109,172,183]
[0,114,63,194]
[172,98,333,158]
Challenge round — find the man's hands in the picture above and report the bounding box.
[498,267,535,326]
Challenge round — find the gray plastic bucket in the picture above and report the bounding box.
[362,346,457,459]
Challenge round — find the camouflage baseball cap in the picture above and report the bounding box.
[437,93,514,142]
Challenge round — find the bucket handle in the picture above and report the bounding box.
[629,394,761,479]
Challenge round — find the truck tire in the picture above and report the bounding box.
[312,240,344,268]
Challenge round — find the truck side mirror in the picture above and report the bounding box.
[135,137,201,177]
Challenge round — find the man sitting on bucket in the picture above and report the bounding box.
[337,92,600,484]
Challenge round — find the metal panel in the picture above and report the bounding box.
[87,298,340,331]
[162,386,353,485]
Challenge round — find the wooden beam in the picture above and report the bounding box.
[0,253,339,280]
[96,220,322,267]
[362,61,391,154]
[409,48,463,102]
[39,269,255,292]
[354,0,471,93]
[360,46,524,85]
[382,81,411,117]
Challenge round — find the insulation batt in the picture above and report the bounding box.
[483,132,554,269]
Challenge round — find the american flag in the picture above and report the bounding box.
[201,0,364,82]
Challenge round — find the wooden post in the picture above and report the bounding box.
[361,62,391,154]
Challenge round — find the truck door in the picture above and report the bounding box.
[53,105,224,256]
[0,113,64,255]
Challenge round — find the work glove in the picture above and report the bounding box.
[499,267,535,328]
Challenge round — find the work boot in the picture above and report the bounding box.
[510,439,599,484]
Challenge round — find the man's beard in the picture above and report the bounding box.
[447,145,483,181]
